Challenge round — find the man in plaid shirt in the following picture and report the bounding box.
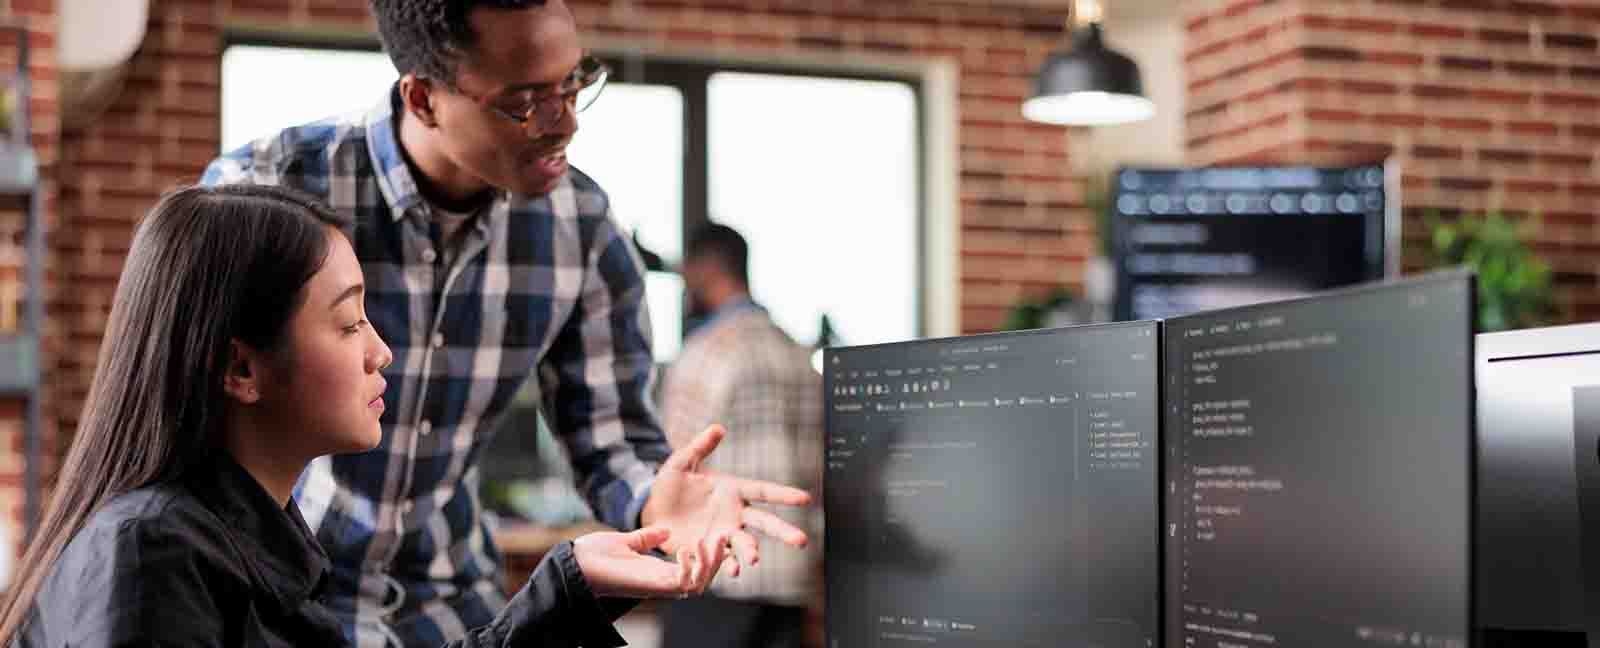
[202,1,812,646]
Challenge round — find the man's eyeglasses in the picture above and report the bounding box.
[464,56,609,135]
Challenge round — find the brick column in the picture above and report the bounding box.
[1184,0,1600,321]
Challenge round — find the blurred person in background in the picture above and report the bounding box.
[659,223,826,648]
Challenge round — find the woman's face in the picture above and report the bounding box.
[260,228,393,455]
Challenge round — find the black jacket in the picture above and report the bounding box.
[16,455,630,647]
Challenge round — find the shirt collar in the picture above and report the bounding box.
[687,297,763,339]
[368,84,523,230]
[715,297,760,316]
[365,85,427,222]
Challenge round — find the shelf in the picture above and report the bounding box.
[0,145,37,196]
[0,333,38,395]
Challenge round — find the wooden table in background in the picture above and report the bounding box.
[494,521,664,647]
[494,520,612,594]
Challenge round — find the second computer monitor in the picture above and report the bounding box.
[825,322,1160,648]
[1476,323,1600,646]
[1162,273,1474,648]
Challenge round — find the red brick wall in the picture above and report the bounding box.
[10,0,1094,546]
[1185,0,1600,321]
[8,0,378,552]
[54,1,372,435]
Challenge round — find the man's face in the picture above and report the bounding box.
[428,2,584,196]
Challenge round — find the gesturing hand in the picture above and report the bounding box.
[641,424,813,579]
[572,527,730,598]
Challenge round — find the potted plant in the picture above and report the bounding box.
[1428,211,1554,332]
[1003,287,1081,331]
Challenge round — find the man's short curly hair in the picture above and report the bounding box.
[369,0,549,85]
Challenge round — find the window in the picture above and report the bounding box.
[220,44,396,152]
[707,72,920,346]
[599,57,928,352]
[564,83,686,359]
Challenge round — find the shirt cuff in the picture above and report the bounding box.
[550,541,631,647]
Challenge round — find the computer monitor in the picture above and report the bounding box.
[1476,323,1600,647]
[1162,273,1474,648]
[1112,163,1396,321]
[824,322,1160,647]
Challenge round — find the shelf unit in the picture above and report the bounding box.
[0,22,43,545]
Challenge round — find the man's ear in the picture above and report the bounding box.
[399,74,440,128]
[223,339,263,405]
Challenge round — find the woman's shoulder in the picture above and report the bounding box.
[49,482,251,599]
[26,483,253,645]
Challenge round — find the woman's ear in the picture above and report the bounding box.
[223,339,262,405]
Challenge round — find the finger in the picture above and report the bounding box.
[690,544,707,590]
[662,424,726,473]
[719,531,738,580]
[731,477,812,507]
[626,526,672,553]
[676,548,695,592]
[741,507,810,548]
[699,531,734,587]
[710,528,741,579]
[730,530,760,570]
[660,558,695,597]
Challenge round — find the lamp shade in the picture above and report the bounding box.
[1022,23,1154,126]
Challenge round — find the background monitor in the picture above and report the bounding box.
[824,322,1160,648]
[1476,322,1600,647]
[1162,273,1473,648]
[1112,163,1395,321]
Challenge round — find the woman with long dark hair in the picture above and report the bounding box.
[0,184,728,647]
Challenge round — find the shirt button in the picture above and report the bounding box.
[419,420,432,436]
[421,248,438,264]
[431,332,445,348]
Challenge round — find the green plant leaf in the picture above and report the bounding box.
[1427,210,1554,331]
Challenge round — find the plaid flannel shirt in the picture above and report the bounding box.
[201,88,669,648]
[659,302,824,607]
